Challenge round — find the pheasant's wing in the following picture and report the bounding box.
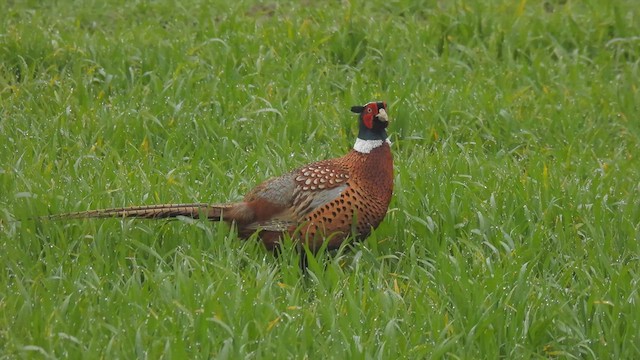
[242,161,350,231]
[290,161,350,216]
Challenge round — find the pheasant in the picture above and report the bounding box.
[51,101,393,252]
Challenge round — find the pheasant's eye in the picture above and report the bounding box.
[366,108,373,113]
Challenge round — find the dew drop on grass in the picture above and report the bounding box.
[14,192,34,199]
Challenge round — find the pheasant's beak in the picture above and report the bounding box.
[376,108,389,123]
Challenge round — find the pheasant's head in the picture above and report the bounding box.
[351,101,389,142]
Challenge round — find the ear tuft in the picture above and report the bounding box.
[350,106,364,113]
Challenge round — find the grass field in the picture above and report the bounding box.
[1,0,639,358]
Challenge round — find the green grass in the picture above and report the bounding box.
[1,0,639,358]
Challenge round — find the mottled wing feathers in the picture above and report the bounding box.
[240,161,351,231]
[293,163,349,191]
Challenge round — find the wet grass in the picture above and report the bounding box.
[1,0,639,358]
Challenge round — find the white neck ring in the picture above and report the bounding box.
[353,138,391,154]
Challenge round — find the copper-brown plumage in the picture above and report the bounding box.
[50,101,393,252]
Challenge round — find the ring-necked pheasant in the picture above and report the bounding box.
[51,101,393,252]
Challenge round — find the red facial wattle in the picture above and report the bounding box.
[362,102,379,129]
[363,113,373,129]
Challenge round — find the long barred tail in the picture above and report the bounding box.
[46,203,230,221]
